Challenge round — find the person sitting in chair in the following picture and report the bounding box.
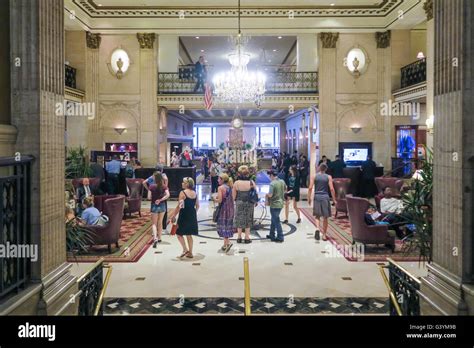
[80,197,102,226]
[380,187,403,214]
[75,178,99,214]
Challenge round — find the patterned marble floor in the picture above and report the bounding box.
[104,297,389,315]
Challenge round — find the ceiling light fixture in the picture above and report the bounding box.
[213,0,266,106]
[278,36,283,39]
[196,36,200,39]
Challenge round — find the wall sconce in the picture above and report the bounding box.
[114,127,127,135]
[417,51,425,59]
[426,115,434,134]
[345,47,369,79]
[350,126,362,134]
[107,47,131,80]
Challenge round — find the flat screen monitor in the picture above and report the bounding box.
[343,148,368,163]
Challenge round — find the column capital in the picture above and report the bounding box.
[375,31,391,49]
[319,32,339,49]
[86,32,101,49]
[423,0,433,20]
[137,33,156,49]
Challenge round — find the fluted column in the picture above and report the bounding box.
[9,0,78,315]
[419,0,474,315]
[85,32,102,151]
[318,33,339,163]
[137,33,158,167]
[425,0,434,148]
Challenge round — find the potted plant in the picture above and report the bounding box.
[66,146,93,179]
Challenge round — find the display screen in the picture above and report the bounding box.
[343,148,368,162]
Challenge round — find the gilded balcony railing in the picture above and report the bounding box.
[400,58,426,89]
[158,71,318,94]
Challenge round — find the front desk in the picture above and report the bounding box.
[134,166,196,198]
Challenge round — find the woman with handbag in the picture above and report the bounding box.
[148,172,170,248]
[213,173,235,253]
[283,166,301,224]
[168,177,199,259]
[232,165,256,244]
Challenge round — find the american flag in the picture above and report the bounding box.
[204,83,213,110]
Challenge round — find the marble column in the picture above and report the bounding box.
[419,0,474,315]
[375,31,392,169]
[85,32,102,151]
[318,33,339,164]
[9,0,78,315]
[425,0,434,149]
[137,33,158,167]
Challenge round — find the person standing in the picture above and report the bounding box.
[193,56,207,93]
[308,163,337,241]
[209,159,220,198]
[169,177,199,259]
[330,155,346,179]
[361,155,377,198]
[232,165,256,244]
[105,155,121,194]
[214,173,235,253]
[299,155,309,188]
[266,170,286,243]
[149,172,170,248]
[318,155,331,166]
[284,166,301,224]
[282,153,292,183]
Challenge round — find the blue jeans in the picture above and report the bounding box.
[269,208,284,241]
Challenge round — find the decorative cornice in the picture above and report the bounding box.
[375,31,391,48]
[86,32,101,49]
[320,32,339,49]
[423,0,433,20]
[65,87,86,103]
[137,33,156,49]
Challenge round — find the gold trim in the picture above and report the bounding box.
[137,33,156,49]
[320,32,339,49]
[243,257,251,316]
[94,264,113,316]
[379,265,403,316]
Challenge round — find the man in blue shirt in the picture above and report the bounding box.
[106,155,121,194]
[81,197,101,225]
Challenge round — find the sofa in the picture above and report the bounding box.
[333,178,351,218]
[346,195,395,251]
[85,195,125,253]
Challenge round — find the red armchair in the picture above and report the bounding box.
[333,178,351,218]
[346,195,395,251]
[124,178,144,218]
[93,194,122,213]
[374,177,404,211]
[85,195,125,253]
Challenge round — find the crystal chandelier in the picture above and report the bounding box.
[212,0,266,106]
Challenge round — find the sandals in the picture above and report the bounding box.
[178,251,188,258]
[237,238,243,244]
[186,253,194,259]
[244,239,252,244]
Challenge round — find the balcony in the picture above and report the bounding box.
[393,58,427,103]
[158,70,318,95]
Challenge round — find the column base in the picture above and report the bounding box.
[419,263,469,315]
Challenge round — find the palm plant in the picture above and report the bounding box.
[401,146,433,262]
[66,146,92,179]
[66,217,96,254]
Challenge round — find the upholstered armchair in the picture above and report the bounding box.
[374,177,404,211]
[346,195,395,251]
[85,195,125,253]
[72,177,101,192]
[333,178,351,218]
[124,178,144,218]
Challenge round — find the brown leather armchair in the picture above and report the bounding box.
[93,194,122,213]
[333,178,351,218]
[86,195,125,253]
[124,178,144,218]
[346,195,395,251]
[374,177,404,211]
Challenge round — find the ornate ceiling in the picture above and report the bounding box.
[65,0,426,33]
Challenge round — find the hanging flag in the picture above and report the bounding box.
[204,83,213,110]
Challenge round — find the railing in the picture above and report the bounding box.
[243,257,251,316]
[65,64,77,89]
[157,71,318,94]
[0,156,33,301]
[77,258,112,316]
[400,58,426,89]
[379,258,421,316]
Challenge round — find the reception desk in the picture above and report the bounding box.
[134,166,196,198]
[342,166,384,196]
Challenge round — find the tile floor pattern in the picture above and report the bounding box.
[104,297,389,315]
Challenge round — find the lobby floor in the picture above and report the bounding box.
[70,184,427,312]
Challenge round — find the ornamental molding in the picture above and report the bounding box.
[65,87,86,103]
[392,82,427,103]
[99,101,140,114]
[423,0,433,20]
[375,31,391,48]
[320,32,339,48]
[73,0,404,18]
[137,33,156,49]
[86,32,101,49]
